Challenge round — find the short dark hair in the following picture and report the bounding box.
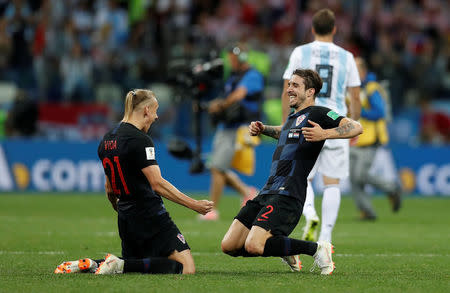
[312,9,335,35]
[292,69,323,97]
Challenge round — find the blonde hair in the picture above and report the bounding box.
[122,89,156,121]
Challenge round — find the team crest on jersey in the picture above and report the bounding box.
[177,233,186,244]
[296,114,306,126]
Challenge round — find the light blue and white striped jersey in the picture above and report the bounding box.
[283,41,361,116]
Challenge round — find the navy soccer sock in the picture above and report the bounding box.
[123,258,183,274]
[262,236,318,257]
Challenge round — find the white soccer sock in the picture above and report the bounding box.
[319,185,341,243]
[302,181,318,221]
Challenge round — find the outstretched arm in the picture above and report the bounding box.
[142,165,213,215]
[249,121,282,139]
[301,118,363,141]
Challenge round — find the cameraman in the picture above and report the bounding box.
[200,43,264,221]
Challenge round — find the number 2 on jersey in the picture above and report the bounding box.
[102,156,130,195]
[316,64,333,98]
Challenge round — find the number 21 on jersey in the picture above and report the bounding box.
[102,156,130,196]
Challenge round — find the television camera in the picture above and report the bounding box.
[167,58,224,174]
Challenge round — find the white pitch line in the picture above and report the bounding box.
[191,252,450,257]
[20,231,118,237]
[94,232,117,237]
[335,253,450,257]
[0,251,448,257]
[0,251,65,255]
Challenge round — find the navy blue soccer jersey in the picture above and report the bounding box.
[259,106,344,203]
[98,122,166,215]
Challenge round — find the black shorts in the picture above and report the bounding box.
[235,193,303,236]
[118,211,190,259]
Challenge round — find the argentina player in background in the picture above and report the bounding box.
[280,9,362,259]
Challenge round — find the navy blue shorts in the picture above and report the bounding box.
[118,211,190,259]
[235,193,303,236]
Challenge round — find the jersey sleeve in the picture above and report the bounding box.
[311,106,344,129]
[346,54,361,87]
[282,47,301,80]
[237,69,264,95]
[129,135,158,170]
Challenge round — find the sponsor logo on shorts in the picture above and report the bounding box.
[177,233,186,244]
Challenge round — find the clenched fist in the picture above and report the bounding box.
[194,199,214,215]
[249,121,264,136]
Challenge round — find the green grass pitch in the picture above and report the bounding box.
[0,193,448,292]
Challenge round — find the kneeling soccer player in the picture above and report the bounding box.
[55,90,213,275]
[221,69,362,274]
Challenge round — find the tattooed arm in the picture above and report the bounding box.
[301,118,363,141]
[249,121,282,139]
[262,125,282,139]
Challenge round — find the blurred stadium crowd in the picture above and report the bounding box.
[0,0,448,144]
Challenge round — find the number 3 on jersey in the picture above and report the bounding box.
[316,64,333,98]
[102,156,130,196]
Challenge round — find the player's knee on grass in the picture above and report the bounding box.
[176,250,195,274]
[169,250,196,274]
[221,240,231,254]
[221,219,250,256]
[221,237,236,254]
[244,226,272,256]
[177,255,195,274]
[244,238,265,256]
[181,261,195,274]
[174,258,195,274]
[221,239,242,256]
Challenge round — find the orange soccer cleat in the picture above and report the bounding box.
[54,258,98,274]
